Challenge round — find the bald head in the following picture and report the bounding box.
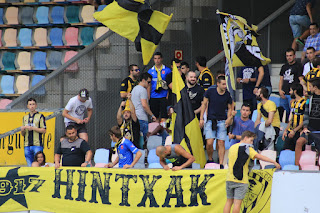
[156,146,167,157]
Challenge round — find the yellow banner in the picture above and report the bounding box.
[0,167,274,213]
[0,112,55,165]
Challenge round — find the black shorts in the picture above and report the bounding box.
[282,131,301,151]
[66,122,87,134]
[149,97,168,119]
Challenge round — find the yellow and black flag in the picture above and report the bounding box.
[171,62,206,168]
[93,0,172,65]
[216,10,271,99]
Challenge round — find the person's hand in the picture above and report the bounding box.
[75,118,83,124]
[228,132,235,140]
[199,119,204,129]
[253,88,258,95]
[301,128,310,135]
[282,130,287,141]
[146,132,152,137]
[151,115,157,122]
[288,130,295,138]
[21,126,26,131]
[225,118,232,128]
[274,162,281,170]
[279,90,285,99]
[231,110,237,117]
[120,100,126,107]
[83,118,90,123]
[163,165,170,170]
[242,78,249,84]
[81,162,88,167]
[45,164,49,167]
[127,93,131,100]
[304,90,309,97]
[123,164,133,169]
[107,163,113,168]
[172,166,183,171]
[55,162,60,169]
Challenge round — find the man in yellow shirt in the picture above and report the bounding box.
[254,87,281,151]
[224,131,280,213]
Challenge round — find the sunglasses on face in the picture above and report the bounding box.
[147,81,151,84]
[133,69,140,72]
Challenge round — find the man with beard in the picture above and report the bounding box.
[295,77,320,166]
[282,84,306,151]
[186,70,204,119]
[228,103,255,146]
[116,93,140,148]
[180,61,190,76]
[279,48,303,122]
[120,64,140,99]
[254,87,281,151]
[200,76,233,167]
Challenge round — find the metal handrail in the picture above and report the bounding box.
[6,30,115,109]
[207,0,295,68]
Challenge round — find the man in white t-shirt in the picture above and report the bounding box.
[303,46,316,76]
[62,88,93,142]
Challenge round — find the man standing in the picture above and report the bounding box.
[302,57,320,95]
[107,126,142,169]
[156,144,195,171]
[301,23,320,63]
[148,52,171,119]
[186,70,205,119]
[120,64,140,99]
[62,88,93,142]
[295,78,320,166]
[196,56,214,91]
[282,84,307,151]
[228,103,255,146]
[116,93,140,148]
[237,66,258,110]
[303,47,316,76]
[21,98,46,166]
[131,72,156,139]
[200,76,233,167]
[54,125,93,168]
[279,48,303,122]
[180,61,190,76]
[254,87,281,151]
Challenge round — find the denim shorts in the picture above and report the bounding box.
[226,181,248,200]
[289,15,311,38]
[204,120,227,141]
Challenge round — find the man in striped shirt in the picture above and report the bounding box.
[301,23,320,63]
[282,84,306,151]
[302,57,320,95]
[21,98,46,166]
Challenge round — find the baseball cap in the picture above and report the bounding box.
[79,88,89,100]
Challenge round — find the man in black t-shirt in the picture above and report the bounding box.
[279,48,303,121]
[55,125,92,168]
[186,70,204,119]
[120,64,140,100]
[116,93,140,148]
[199,76,233,167]
[166,58,184,107]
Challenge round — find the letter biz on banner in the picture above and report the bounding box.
[0,167,275,213]
[0,112,55,165]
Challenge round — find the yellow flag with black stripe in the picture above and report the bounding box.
[171,62,206,168]
[93,0,172,65]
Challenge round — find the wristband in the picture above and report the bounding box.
[255,86,260,88]
[85,161,89,164]
[233,135,236,140]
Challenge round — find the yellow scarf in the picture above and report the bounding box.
[155,65,163,91]
[113,137,123,152]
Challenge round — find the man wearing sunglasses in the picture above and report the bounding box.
[120,64,140,100]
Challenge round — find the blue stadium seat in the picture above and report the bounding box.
[33,51,47,70]
[147,135,162,150]
[80,27,94,45]
[1,75,15,94]
[50,6,64,24]
[31,75,46,95]
[94,148,109,164]
[47,51,62,69]
[282,164,299,170]
[0,8,4,25]
[133,149,145,169]
[20,7,34,25]
[49,28,63,46]
[65,6,80,23]
[97,5,107,12]
[2,52,16,70]
[147,149,160,164]
[269,95,280,107]
[38,0,50,2]
[35,6,49,24]
[18,28,33,47]
[148,163,162,169]
[279,150,295,168]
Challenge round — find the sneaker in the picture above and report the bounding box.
[296,38,304,45]
[207,159,214,163]
[220,164,224,169]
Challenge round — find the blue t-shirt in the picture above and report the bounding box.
[204,86,233,120]
[117,138,139,168]
[238,67,257,100]
[148,65,171,98]
[230,116,255,146]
